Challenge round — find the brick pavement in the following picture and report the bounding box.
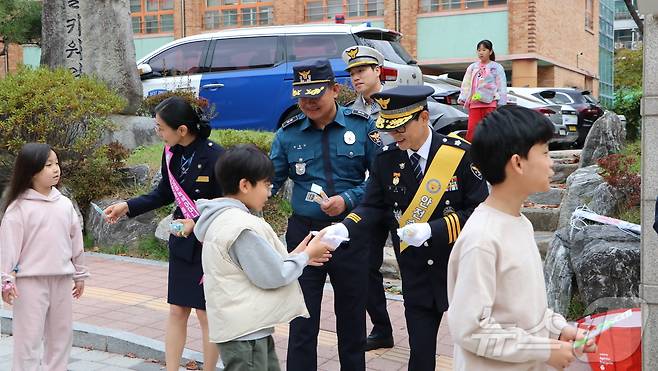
[4,253,454,370]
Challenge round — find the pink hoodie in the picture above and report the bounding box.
[0,188,89,281]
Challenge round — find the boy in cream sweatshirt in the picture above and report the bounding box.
[447,106,596,370]
[194,144,331,371]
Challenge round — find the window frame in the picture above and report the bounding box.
[418,0,507,14]
[131,0,175,35]
[303,0,384,22]
[202,0,274,30]
[585,0,594,32]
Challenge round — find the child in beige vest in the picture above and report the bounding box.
[195,144,331,371]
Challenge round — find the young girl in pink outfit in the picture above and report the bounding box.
[459,39,508,142]
[1,143,89,371]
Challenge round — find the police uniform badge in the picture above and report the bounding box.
[368,130,383,147]
[399,162,405,170]
[344,130,356,145]
[296,162,306,175]
[392,172,400,186]
[447,176,459,192]
[470,163,483,180]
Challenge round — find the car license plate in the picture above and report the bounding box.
[559,129,566,136]
[568,125,577,132]
[562,114,578,126]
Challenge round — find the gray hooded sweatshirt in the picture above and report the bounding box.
[194,198,310,341]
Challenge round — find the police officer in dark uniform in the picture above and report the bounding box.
[270,58,380,370]
[321,85,488,370]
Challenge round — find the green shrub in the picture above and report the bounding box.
[137,89,211,117]
[337,83,358,106]
[0,67,126,204]
[614,88,642,141]
[209,129,275,153]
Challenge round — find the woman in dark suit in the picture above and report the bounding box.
[105,97,224,370]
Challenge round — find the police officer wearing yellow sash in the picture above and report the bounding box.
[321,85,488,370]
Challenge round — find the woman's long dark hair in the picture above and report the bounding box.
[477,39,496,61]
[2,143,54,213]
[154,96,212,139]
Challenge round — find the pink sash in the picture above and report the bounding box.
[165,145,200,219]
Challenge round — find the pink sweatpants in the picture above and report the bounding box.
[12,275,73,371]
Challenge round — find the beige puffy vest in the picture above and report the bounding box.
[201,206,309,343]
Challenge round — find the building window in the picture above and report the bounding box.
[585,0,594,30]
[203,0,273,30]
[131,0,175,35]
[419,0,506,13]
[304,0,384,22]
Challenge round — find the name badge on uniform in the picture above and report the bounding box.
[344,131,356,145]
[295,162,306,175]
[196,176,210,183]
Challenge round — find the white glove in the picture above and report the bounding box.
[313,223,349,251]
[397,223,432,247]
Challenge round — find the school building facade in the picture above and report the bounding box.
[3,0,610,102]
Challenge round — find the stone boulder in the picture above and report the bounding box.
[119,164,151,188]
[557,165,604,228]
[103,115,161,151]
[579,112,625,168]
[85,198,159,249]
[569,225,640,310]
[543,228,574,316]
[587,182,628,217]
[41,0,142,114]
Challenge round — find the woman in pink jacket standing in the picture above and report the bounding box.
[0,143,89,371]
[459,40,507,142]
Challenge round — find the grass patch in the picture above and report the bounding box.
[263,194,292,235]
[126,129,276,173]
[567,289,586,321]
[618,206,641,225]
[88,235,169,261]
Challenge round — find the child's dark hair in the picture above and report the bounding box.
[470,105,553,185]
[214,144,274,195]
[154,96,211,139]
[3,143,55,212]
[477,39,496,61]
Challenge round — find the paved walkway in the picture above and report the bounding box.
[3,253,454,370]
[0,334,197,370]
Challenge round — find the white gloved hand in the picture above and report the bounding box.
[313,223,349,251]
[397,223,432,247]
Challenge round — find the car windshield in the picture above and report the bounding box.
[356,31,415,65]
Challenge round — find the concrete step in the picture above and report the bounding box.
[527,187,565,206]
[522,206,560,232]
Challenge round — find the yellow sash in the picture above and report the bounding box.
[399,144,465,252]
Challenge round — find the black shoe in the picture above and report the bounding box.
[365,334,394,351]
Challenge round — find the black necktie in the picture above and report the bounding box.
[409,152,423,183]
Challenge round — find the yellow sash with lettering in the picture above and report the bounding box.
[399,145,465,252]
